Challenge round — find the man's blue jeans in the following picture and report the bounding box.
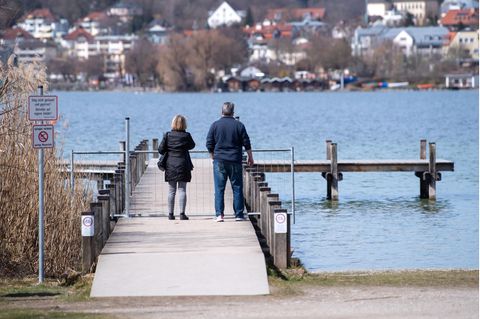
[213,160,244,218]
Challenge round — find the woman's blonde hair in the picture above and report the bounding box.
[171,114,187,131]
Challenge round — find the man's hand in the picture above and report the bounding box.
[246,150,254,166]
[209,152,214,159]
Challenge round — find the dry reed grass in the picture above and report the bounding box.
[0,57,91,277]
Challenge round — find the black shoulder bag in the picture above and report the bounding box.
[157,133,168,171]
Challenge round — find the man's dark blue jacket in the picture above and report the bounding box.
[206,116,251,164]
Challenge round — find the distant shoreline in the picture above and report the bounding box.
[48,87,477,93]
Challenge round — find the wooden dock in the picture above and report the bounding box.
[89,158,269,297]
[130,158,234,216]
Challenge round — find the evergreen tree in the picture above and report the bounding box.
[245,7,254,26]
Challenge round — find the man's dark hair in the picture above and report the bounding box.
[222,102,234,116]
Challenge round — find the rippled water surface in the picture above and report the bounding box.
[56,90,479,271]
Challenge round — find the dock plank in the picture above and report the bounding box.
[130,159,234,216]
[90,217,269,297]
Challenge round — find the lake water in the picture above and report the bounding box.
[55,90,479,271]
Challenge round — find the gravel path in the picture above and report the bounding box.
[3,286,478,318]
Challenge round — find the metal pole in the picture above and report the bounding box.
[70,150,74,194]
[291,146,295,224]
[124,117,130,217]
[38,85,44,283]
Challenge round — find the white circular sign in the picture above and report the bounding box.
[275,214,286,224]
[83,216,93,227]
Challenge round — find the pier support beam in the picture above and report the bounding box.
[322,141,342,201]
[415,140,441,200]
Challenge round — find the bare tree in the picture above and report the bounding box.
[157,34,193,91]
[125,38,159,87]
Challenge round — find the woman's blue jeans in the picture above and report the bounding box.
[213,160,244,218]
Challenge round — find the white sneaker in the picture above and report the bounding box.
[215,215,224,222]
[235,217,248,221]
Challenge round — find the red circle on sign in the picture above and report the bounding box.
[83,217,93,227]
[38,131,48,142]
[275,214,286,224]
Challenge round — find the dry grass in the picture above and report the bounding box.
[0,57,91,277]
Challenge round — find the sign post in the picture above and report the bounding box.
[37,86,45,283]
[29,86,58,283]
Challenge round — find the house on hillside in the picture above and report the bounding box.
[62,27,137,80]
[76,11,111,36]
[207,1,245,29]
[264,7,326,24]
[352,25,449,56]
[441,0,479,16]
[145,19,172,44]
[108,1,143,22]
[62,28,95,59]
[367,0,393,19]
[16,8,69,40]
[443,30,479,60]
[0,27,56,64]
[440,8,479,30]
[392,0,440,25]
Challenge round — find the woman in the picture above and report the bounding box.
[158,115,195,220]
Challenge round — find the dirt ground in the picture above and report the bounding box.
[1,277,478,319]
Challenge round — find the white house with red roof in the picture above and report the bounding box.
[16,8,69,40]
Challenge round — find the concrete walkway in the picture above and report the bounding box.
[91,159,269,297]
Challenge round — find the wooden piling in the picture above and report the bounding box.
[326,140,332,160]
[429,142,437,200]
[329,143,339,201]
[259,185,271,241]
[97,195,110,245]
[420,139,427,160]
[273,208,289,269]
[153,138,159,158]
[90,202,103,257]
[119,141,126,163]
[267,196,280,254]
[81,211,95,273]
[416,139,429,198]
[106,184,116,217]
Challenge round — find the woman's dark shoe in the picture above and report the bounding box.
[168,214,175,220]
[180,214,189,220]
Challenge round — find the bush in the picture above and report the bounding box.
[0,57,90,277]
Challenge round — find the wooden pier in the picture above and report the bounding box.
[78,138,453,296]
[252,140,454,200]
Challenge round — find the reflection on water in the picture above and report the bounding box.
[56,90,478,271]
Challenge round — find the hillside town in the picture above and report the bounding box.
[0,0,478,91]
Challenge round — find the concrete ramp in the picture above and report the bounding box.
[90,217,270,297]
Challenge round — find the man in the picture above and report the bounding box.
[206,102,254,222]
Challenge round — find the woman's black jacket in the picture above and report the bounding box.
[158,130,195,182]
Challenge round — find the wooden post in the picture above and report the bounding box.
[429,142,436,200]
[106,184,116,218]
[267,196,281,258]
[273,208,289,269]
[90,202,103,257]
[130,154,136,190]
[153,138,159,158]
[259,185,270,238]
[329,143,339,201]
[326,140,332,160]
[97,195,110,244]
[420,139,427,160]
[119,141,126,163]
[417,139,429,198]
[81,211,95,273]
[114,173,122,214]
